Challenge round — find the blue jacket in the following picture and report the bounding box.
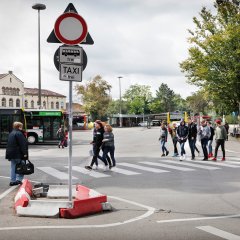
[5,129,28,160]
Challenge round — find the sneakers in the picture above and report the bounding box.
[161,154,165,157]
[103,166,108,172]
[179,156,183,161]
[9,181,22,186]
[191,156,195,160]
[93,166,99,170]
[221,157,225,161]
[85,166,92,171]
[208,153,213,158]
[166,151,169,156]
[212,157,217,161]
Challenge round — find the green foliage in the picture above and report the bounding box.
[75,75,111,121]
[123,84,153,114]
[180,1,240,114]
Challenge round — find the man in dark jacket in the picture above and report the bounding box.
[187,117,198,160]
[5,122,28,186]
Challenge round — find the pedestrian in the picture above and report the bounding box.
[169,122,179,157]
[207,121,215,158]
[159,123,169,157]
[85,121,108,171]
[212,119,227,161]
[5,122,28,186]
[224,121,229,141]
[177,119,188,161]
[56,125,65,148]
[198,120,211,161]
[187,117,198,160]
[102,124,116,169]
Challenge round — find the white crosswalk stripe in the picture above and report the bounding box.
[197,226,240,240]
[140,161,196,171]
[224,161,240,165]
[68,166,110,178]
[117,163,169,173]
[185,159,240,168]
[37,167,78,180]
[164,160,221,170]
[110,167,141,176]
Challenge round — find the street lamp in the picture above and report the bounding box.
[32,3,46,109]
[118,76,123,127]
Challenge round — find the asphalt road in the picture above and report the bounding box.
[0,127,240,240]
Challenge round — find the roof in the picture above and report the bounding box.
[24,88,66,97]
[0,74,7,79]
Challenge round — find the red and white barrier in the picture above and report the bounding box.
[14,179,32,208]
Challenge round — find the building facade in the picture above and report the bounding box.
[0,71,66,109]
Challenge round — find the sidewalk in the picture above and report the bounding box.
[225,136,240,154]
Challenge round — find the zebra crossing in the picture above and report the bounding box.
[36,158,240,180]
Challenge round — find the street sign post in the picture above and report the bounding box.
[48,3,94,203]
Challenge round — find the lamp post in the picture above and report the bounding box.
[32,3,46,109]
[118,76,123,127]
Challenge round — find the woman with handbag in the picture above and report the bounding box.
[5,122,28,186]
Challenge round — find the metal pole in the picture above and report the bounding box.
[68,81,73,201]
[118,76,123,127]
[37,9,41,108]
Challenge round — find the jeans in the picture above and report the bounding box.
[179,142,186,156]
[102,146,116,167]
[10,159,24,182]
[160,139,168,154]
[208,140,213,154]
[214,139,225,158]
[188,138,196,157]
[201,138,209,159]
[172,138,179,155]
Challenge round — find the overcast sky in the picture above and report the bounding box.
[0,0,214,101]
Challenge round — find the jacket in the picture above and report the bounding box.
[159,127,168,140]
[93,127,104,147]
[188,123,197,139]
[209,126,215,140]
[177,124,189,142]
[5,129,28,160]
[198,125,211,140]
[103,132,115,147]
[215,125,227,140]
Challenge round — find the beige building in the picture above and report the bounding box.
[0,71,66,109]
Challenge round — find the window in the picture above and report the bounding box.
[51,102,54,109]
[5,87,9,95]
[2,87,5,95]
[25,100,28,108]
[9,98,13,107]
[16,99,20,107]
[2,98,6,107]
[31,100,34,108]
[16,88,20,96]
[43,101,46,109]
[56,102,59,109]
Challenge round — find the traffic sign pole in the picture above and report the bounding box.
[68,81,73,201]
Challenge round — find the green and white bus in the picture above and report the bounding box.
[0,108,64,145]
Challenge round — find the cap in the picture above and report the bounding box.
[215,119,221,124]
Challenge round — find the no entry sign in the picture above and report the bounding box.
[54,12,88,45]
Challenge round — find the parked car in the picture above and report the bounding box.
[152,120,161,126]
[138,121,148,127]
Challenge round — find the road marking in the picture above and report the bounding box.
[157,214,240,223]
[110,167,141,176]
[37,167,77,180]
[69,166,110,178]
[0,196,155,231]
[141,161,195,171]
[0,176,10,179]
[196,226,240,240]
[185,160,240,168]
[164,160,220,170]
[224,161,240,165]
[0,186,18,200]
[118,163,169,173]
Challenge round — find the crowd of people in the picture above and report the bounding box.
[163,118,228,161]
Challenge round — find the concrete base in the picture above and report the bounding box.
[47,185,76,199]
[16,199,72,218]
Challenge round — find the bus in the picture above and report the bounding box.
[0,108,64,145]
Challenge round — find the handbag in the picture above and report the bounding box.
[15,160,34,175]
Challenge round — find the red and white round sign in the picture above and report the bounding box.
[54,12,88,45]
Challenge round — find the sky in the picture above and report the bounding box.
[0,0,215,102]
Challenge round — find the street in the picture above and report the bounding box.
[0,127,240,240]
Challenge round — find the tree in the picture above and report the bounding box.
[180,0,240,114]
[155,83,176,112]
[123,84,152,114]
[75,75,111,121]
